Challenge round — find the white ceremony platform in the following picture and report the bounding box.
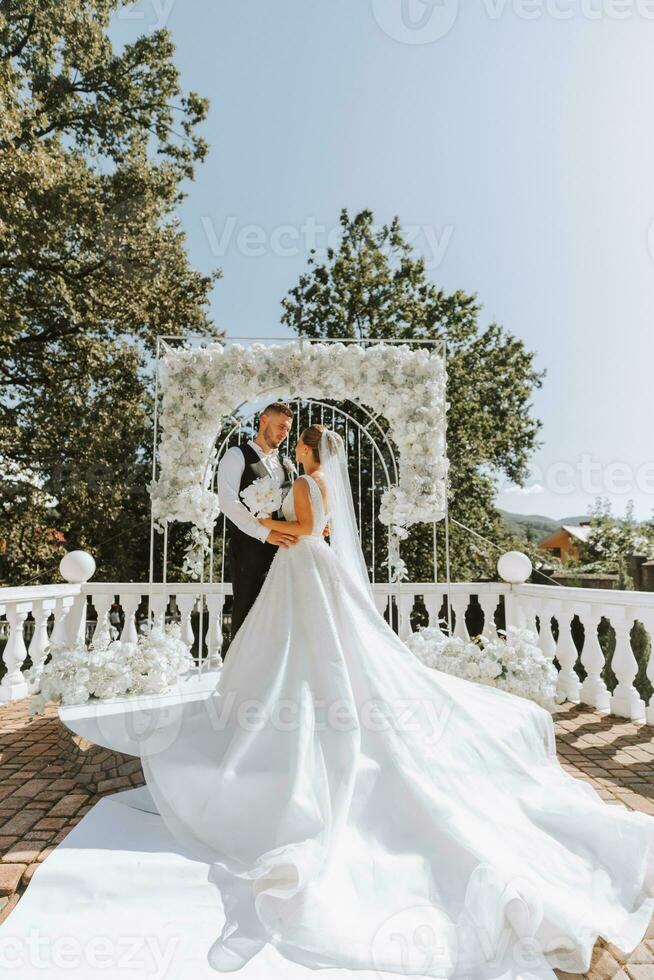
[0,786,432,979]
[2,669,452,978]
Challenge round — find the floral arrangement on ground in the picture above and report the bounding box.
[404,624,560,710]
[26,622,194,716]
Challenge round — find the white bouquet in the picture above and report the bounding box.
[240,475,283,518]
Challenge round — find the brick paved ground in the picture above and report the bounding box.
[0,697,653,978]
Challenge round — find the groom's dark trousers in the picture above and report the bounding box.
[222,442,292,659]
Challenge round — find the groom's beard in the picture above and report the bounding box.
[261,426,285,451]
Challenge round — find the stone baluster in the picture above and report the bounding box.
[609,608,645,721]
[478,594,499,639]
[553,602,581,704]
[119,593,141,643]
[149,593,168,629]
[537,600,557,662]
[518,598,539,639]
[205,594,225,667]
[577,605,610,713]
[641,610,654,725]
[398,590,416,642]
[450,593,470,642]
[176,593,197,650]
[423,591,446,634]
[49,594,76,645]
[0,602,30,701]
[89,592,114,646]
[374,591,389,619]
[26,599,54,693]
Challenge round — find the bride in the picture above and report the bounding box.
[140,424,654,979]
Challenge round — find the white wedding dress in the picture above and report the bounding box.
[140,473,654,979]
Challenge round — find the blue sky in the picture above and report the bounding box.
[110,1,654,523]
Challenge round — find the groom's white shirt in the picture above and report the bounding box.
[217,439,287,543]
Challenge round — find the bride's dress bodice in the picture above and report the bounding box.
[281,473,329,537]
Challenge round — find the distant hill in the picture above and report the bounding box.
[498,509,590,542]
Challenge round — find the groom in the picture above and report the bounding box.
[216,402,297,658]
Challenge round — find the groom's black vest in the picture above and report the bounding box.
[228,442,292,551]
[225,443,293,646]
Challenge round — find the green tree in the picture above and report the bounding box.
[0,1,221,585]
[281,208,545,583]
[573,497,654,586]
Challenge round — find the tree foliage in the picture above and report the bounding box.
[0,0,221,584]
[572,498,654,587]
[281,209,545,582]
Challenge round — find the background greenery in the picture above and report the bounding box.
[0,0,221,586]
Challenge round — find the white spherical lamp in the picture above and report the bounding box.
[60,550,96,584]
[497,551,532,584]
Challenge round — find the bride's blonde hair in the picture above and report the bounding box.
[300,424,341,463]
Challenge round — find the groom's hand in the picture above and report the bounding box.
[266,529,297,548]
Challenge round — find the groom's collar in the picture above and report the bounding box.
[248,438,279,457]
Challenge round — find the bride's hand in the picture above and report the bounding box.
[258,516,274,528]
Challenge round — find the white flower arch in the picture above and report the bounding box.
[149,340,449,540]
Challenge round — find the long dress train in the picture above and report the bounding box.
[139,474,654,979]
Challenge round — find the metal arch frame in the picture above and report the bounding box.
[149,334,452,648]
[207,390,399,490]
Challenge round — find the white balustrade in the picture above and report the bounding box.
[0,584,83,703]
[2,579,654,724]
[513,583,654,722]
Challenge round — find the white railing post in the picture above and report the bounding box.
[451,593,470,641]
[478,594,499,639]
[610,608,646,721]
[423,590,446,633]
[119,593,141,643]
[50,593,77,644]
[0,602,30,702]
[578,605,610,713]
[150,592,168,629]
[503,590,523,629]
[374,587,389,620]
[498,553,533,631]
[518,597,539,637]
[26,599,53,694]
[205,593,225,667]
[641,610,654,726]
[553,602,582,704]
[59,550,96,645]
[88,592,114,646]
[537,600,557,662]
[176,593,197,649]
[398,589,415,641]
[62,593,89,646]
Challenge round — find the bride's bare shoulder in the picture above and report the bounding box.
[306,471,328,510]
